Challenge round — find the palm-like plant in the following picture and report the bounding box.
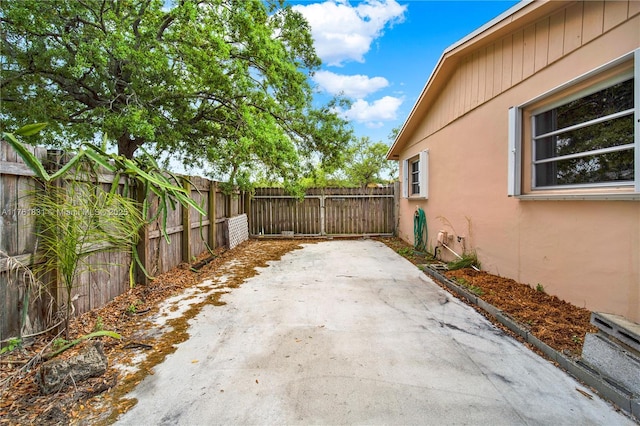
[3,123,206,338]
[34,180,142,337]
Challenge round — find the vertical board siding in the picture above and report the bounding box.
[582,1,604,44]
[501,36,513,93]
[563,2,584,54]
[420,1,636,139]
[492,40,503,98]
[522,25,536,79]
[512,30,524,85]
[548,9,566,63]
[251,186,395,236]
[0,140,243,342]
[534,18,550,73]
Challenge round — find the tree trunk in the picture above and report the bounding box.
[117,134,140,158]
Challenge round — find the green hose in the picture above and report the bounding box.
[414,207,427,252]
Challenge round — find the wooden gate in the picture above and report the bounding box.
[250,186,397,237]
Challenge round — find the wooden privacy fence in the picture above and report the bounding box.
[250,185,398,237]
[0,140,246,343]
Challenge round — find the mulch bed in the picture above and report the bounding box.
[444,268,596,356]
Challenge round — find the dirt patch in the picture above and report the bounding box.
[377,237,597,357]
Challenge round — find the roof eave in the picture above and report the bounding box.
[387,0,571,160]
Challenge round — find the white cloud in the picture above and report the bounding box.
[293,0,406,66]
[313,70,388,98]
[343,96,403,123]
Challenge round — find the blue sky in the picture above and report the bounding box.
[290,0,521,145]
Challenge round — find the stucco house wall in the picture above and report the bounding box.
[389,1,640,322]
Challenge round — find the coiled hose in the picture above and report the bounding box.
[414,207,427,253]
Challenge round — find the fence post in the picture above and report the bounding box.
[243,191,251,235]
[181,177,191,263]
[208,181,217,250]
[135,183,151,285]
[320,194,326,236]
[44,150,63,314]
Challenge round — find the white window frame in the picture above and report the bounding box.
[403,149,429,199]
[508,49,640,200]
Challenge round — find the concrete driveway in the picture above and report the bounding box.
[117,240,634,425]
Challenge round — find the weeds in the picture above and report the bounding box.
[447,252,481,271]
[126,302,140,314]
[536,283,545,293]
[453,276,483,296]
[94,316,104,332]
[468,285,484,296]
[52,338,69,352]
[396,247,413,257]
[0,338,22,355]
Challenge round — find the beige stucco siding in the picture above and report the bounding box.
[397,4,639,322]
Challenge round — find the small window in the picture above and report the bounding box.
[403,150,429,199]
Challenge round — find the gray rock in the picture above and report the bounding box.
[36,341,108,395]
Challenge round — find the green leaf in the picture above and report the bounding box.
[110,172,122,195]
[15,122,48,136]
[49,150,86,180]
[2,133,51,181]
[84,147,117,172]
[45,330,122,359]
[173,190,206,216]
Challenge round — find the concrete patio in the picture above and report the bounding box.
[117,240,634,425]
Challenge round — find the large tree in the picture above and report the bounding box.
[1,0,352,188]
[343,136,397,187]
[297,135,398,188]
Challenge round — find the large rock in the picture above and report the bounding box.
[36,341,108,395]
